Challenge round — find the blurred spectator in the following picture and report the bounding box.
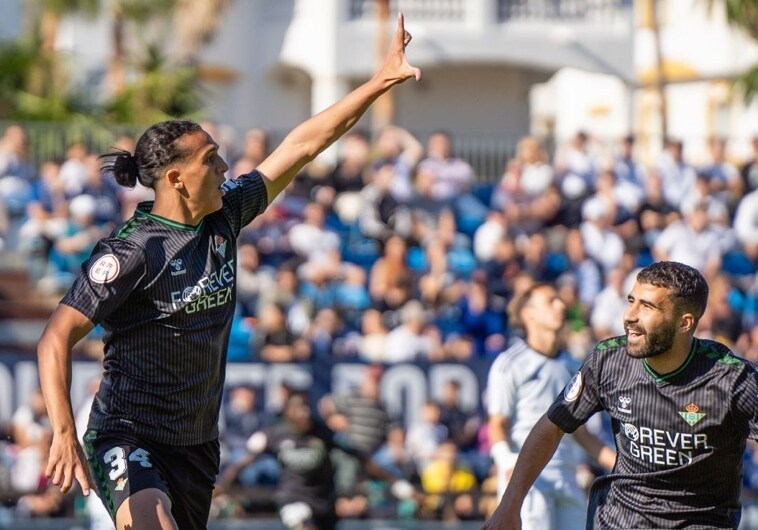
[41,194,107,293]
[58,142,88,197]
[232,128,268,178]
[579,196,625,274]
[0,125,33,228]
[697,273,743,346]
[473,210,507,264]
[0,124,34,181]
[700,137,742,209]
[564,228,602,309]
[613,134,646,196]
[419,440,478,521]
[220,385,279,488]
[554,131,597,206]
[741,136,758,193]
[254,303,311,362]
[734,187,758,263]
[288,202,340,263]
[359,160,412,242]
[456,273,507,357]
[637,168,679,251]
[80,154,122,226]
[319,366,392,497]
[328,130,371,194]
[653,196,722,276]
[236,242,275,318]
[306,308,348,358]
[369,235,413,313]
[590,267,630,340]
[383,300,442,362]
[656,138,696,209]
[19,161,68,251]
[406,401,448,472]
[357,309,389,363]
[417,130,475,203]
[334,264,371,331]
[373,126,424,203]
[257,261,311,336]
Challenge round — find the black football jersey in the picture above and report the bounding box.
[62,172,268,445]
[548,336,758,529]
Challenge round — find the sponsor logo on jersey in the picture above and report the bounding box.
[678,403,706,426]
[620,421,708,467]
[214,235,227,257]
[618,395,632,414]
[88,254,120,284]
[182,285,203,302]
[170,258,235,314]
[563,371,583,402]
[115,477,128,491]
[170,258,186,276]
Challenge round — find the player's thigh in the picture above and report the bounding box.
[554,480,588,530]
[84,430,171,523]
[116,488,177,530]
[521,486,555,530]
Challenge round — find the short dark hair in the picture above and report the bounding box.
[101,119,202,189]
[507,281,552,329]
[636,261,709,322]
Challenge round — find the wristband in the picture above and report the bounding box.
[490,440,518,470]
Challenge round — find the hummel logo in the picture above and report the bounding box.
[617,396,632,414]
[170,258,186,276]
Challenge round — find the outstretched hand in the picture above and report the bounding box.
[46,432,92,496]
[378,12,422,84]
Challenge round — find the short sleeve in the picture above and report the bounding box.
[60,238,146,324]
[221,171,269,234]
[730,365,758,440]
[486,355,518,418]
[547,347,604,433]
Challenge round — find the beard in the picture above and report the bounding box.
[625,319,677,359]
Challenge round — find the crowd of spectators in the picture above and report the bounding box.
[1,120,758,524]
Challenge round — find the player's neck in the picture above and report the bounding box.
[526,331,559,358]
[150,196,205,227]
[643,336,695,375]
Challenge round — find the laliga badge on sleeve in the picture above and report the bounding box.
[89,254,121,284]
[563,371,583,403]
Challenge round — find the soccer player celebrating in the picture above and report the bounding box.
[485,282,615,530]
[36,13,421,530]
[483,261,758,529]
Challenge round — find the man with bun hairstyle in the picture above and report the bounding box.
[37,14,421,530]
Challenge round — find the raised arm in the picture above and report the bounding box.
[257,12,421,203]
[482,414,566,530]
[37,304,96,495]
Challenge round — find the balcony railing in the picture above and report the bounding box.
[348,0,629,23]
[349,0,467,21]
[498,0,630,22]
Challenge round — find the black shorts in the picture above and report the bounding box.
[83,429,220,530]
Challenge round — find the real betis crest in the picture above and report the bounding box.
[678,403,706,427]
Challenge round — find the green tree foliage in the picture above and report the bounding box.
[0,0,223,123]
[720,0,758,101]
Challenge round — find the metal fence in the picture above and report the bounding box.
[0,120,145,173]
[1,121,519,183]
[348,0,630,22]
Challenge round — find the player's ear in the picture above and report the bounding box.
[165,167,184,190]
[679,312,695,334]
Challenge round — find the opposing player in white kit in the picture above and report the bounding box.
[486,282,615,530]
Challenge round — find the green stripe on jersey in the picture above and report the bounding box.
[643,338,698,382]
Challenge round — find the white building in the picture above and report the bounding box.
[3,0,758,173]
